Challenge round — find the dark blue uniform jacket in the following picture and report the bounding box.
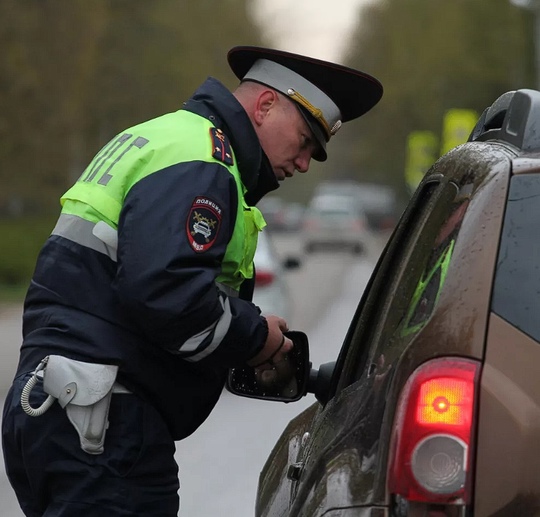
[15,78,279,440]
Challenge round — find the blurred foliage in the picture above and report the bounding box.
[0,0,266,292]
[0,0,266,215]
[0,216,56,288]
[0,0,537,291]
[324,0,535,205]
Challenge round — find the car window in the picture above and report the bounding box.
[332,178,470,393]
[400,192,469,336]
[492,173,540,342]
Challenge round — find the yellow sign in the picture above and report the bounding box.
[405,131,439,193]
[441,109,478,155]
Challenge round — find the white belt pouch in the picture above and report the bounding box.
[21,356,120,455]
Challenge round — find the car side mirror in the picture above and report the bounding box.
[226,330,310,402]
[307,361,336,405]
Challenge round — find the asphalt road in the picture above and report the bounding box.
[0,231,387,516]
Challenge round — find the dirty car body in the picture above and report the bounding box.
[230,89,540,517]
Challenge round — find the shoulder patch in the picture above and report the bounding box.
[209,127,234,166]
[186,196,223,253]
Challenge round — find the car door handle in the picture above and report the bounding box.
[287,462,304,481]
[287,431,310,481]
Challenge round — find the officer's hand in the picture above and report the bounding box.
[247,315,292,369]
[254,353,298,397]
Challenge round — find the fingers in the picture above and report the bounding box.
[247,317,292,368]
[254,351,297,393]
[265,314,289,332]
[275,336,293,360]
[253,336,293,372]
[258,369,279,384]
[278,318,289,332]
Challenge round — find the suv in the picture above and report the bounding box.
[228,89,540,517]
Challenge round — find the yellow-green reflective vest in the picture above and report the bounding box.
[60,109,266,291]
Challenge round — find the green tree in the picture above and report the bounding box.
[0,0,266,215]
[0,1,109,213]
[325,0,535,202]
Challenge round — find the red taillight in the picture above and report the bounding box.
[388,357,480,505]
[416,376,474,429]
[255,270,274,287]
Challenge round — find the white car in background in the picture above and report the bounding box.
[252,231,300,318]
[302,194,371,254]
[312,180,399,232]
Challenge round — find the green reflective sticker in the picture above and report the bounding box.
[401,239,455,337]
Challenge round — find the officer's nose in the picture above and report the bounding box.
[294,150,311,173]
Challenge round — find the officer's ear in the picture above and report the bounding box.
[253,89,279,127]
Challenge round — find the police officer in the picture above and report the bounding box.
[2,46,382,516]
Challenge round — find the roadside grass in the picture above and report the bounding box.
[0,284,27,304]
[0,216,56,303]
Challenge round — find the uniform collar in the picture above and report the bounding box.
[182,77,278,203]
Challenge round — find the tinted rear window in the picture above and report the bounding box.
[492,174,540,342]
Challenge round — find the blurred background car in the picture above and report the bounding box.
[281,201,305,233]
[312,180,399,232]
[257,196,289,232]
[302,194,370,254]
[257,196,306,233]
[252,230,301,317]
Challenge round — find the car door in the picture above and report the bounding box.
[281,177,461,516]
[255,178,450,517]
[277,143,511,517]
[254,150,512,517]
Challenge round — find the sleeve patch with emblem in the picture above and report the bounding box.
[186,197,223,253]
[210,127,234,166]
